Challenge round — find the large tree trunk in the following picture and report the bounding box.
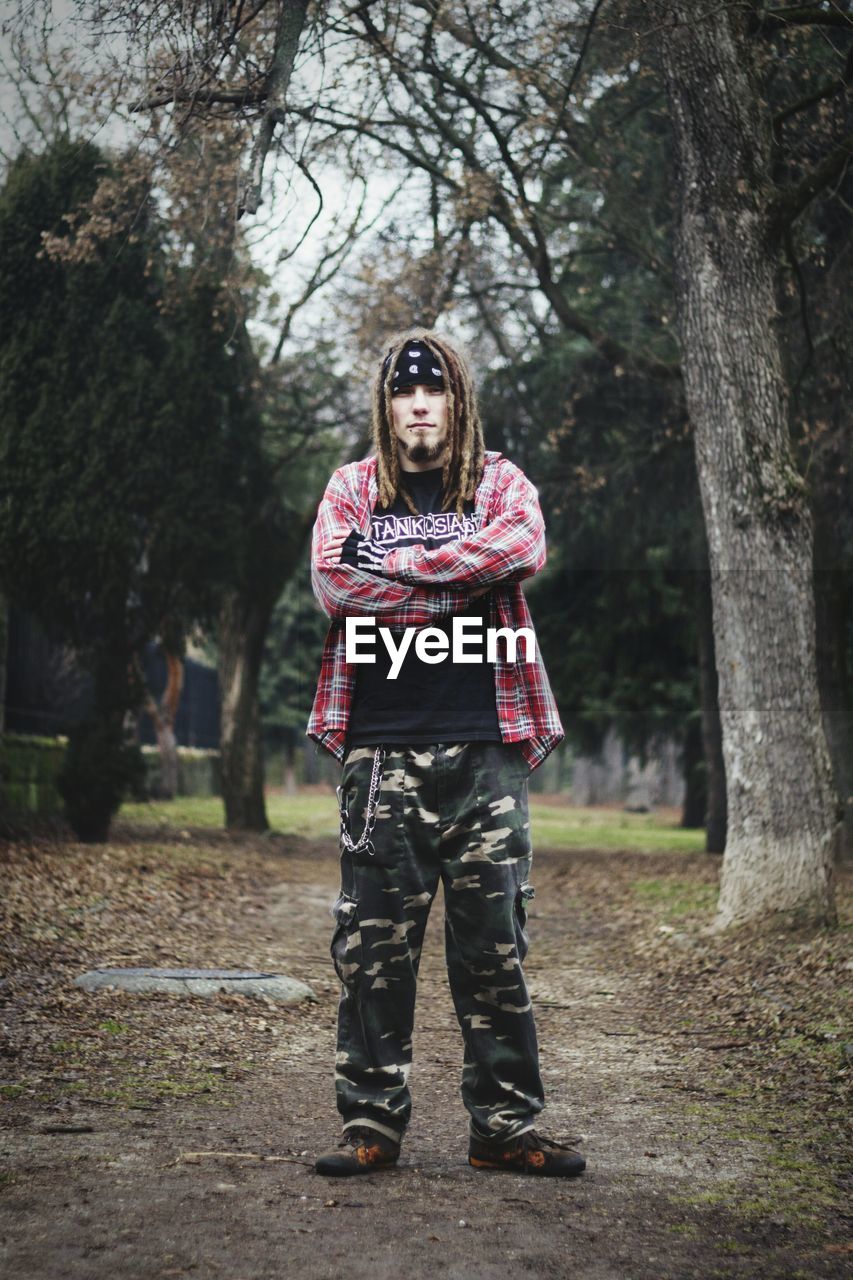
[696,569,727,854]
[217,589,276,831]
[654,4,838,927]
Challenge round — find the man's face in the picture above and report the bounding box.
[391,383,449,471]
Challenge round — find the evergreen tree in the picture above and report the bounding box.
[0,137,240,839]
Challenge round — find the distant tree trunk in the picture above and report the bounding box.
[143,650,184,799]
[813,518,853,862]
[696,569,727,854]
[218,588,276,831]
[213,439,360,835]
[680,714,705,828]
[59,635,144,843]
[655,3,838,927]
[283,737,297,797]
[0,593,7,734]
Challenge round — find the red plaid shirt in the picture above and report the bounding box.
[307,450,564,770]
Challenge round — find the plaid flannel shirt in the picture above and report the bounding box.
[307,450,564,771]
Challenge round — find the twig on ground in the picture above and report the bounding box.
[166,1150,314,1168]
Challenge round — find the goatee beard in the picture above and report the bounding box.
[403,438,445,465]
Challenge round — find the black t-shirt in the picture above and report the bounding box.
[346,467,501,746]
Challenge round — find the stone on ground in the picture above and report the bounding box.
[74,967,315,1002]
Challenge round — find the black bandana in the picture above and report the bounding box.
[383,342,445,391]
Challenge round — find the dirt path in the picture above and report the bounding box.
[1,825,850,1279]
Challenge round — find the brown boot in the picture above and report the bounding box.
[314,1126,401,1176]
[469,1128,586,1177]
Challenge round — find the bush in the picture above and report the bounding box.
[57,720,146,842]
[140,745,221,797]
[0,734,67,817]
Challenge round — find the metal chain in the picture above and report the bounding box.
[337,745,386,859]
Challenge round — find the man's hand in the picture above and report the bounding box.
[321,531,351,566]
[324,529,389,573]
[352,535,387,573]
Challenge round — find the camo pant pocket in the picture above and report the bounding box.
[330,892,363,993]
[513,881,535,963]
[467,742,532,867]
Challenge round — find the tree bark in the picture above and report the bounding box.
[217,588,277,831]
[653,3,838,927]
[143,650,184,799]
[696,569,727,854]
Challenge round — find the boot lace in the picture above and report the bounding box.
[340,1127,373,1148]
[340,1126,397,1150]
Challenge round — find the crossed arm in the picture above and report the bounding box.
[311,464,546,624]
[380,467,546,589]
[311,469,473,628]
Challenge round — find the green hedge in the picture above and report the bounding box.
[0,734,222,816]
[0,732,67,816]
[141,745,221,798]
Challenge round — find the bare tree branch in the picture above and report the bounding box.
[348,10,679,378]
[130,88,268,111]
[751,4,853,32]
[768,129,853,237]
[773,74,849,135]
[239,0,310,216]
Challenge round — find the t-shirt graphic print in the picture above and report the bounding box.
[346,466,501,746]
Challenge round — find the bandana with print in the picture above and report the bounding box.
[383,343,445,391]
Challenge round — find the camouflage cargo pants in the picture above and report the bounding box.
[330,741,544,1144]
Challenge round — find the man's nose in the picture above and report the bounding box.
[412,386,429,411]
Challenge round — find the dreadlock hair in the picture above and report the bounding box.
[372,328,485,518]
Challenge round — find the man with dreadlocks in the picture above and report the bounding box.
[308,330,584,1179]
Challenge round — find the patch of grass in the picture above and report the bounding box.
[148,1073,220,1099]
[49,1040,83,1054]
[813,1021,845,1037]
[120,792,707,852]
[121,792,338,840]
[673,1099,845,1232]
[529,802,705,851]
[676,1184,737,1209]
[83,1067,225,1108]
[119,795,229,830]
[99,1019,130,1035]
[631,877,718,918]
[769,1032,849,1081]
[0,1171,17,1191]
[0,1084,26,1099]
[718,1240,754,1255]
